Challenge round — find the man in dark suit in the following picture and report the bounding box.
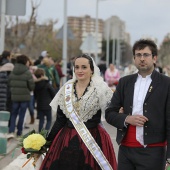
[105,39,170,170]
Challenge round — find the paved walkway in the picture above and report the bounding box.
[0,110,40,169]
[2,154,43,170]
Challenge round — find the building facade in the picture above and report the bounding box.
[103,16,130,44]
[68,15,104,54]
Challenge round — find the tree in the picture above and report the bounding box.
[5,0,59,59]
[159,38,170,66]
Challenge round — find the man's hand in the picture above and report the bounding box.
[125,115,148,126]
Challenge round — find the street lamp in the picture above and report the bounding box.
[95,0,113,65]
[106,19,110,67]
[95,0,99,64]
[62,0,68,84]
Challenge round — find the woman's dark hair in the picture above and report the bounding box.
[73,54,94,72]
[132,39,158,57]
[0,50,11,63]
[16,54,29,65]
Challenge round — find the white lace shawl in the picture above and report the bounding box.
[50,56,113,122]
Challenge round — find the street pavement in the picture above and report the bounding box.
[0,112,119,170]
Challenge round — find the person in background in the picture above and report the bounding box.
[38,57,60,92]
[67,57,74,80]
[0,50,14,112]
[105,63,120,87]
[105,39,170,170]
[154,61,163,73]
[34,68,56,132]
[39,54,117,170]
[27,59,37,124]
[8,55,35,138]
[98,60,107,78]
[10,53,21,65]
[55,59,66,87]
[123,63,138,76]
[163,65,170,76]
[34,50,49,66]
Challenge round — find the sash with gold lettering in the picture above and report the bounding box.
[65,83,113,170]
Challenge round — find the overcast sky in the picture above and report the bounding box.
[24,0,170,46]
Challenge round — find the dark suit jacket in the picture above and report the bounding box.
[105,70,170,158]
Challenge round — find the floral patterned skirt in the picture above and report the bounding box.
[40,125,117,170]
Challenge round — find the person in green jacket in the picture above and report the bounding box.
[38,57,60,92]
[8,54,35,138]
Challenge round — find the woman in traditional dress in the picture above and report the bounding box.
[40,54,117,170]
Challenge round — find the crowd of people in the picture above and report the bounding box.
[0,38,170,170]
[0,50,66,139]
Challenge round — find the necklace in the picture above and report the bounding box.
[74,85,84,115]
[73,100,81,115]
[73,81,90,115]
[76,84,86,99]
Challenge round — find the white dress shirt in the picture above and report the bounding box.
[132,74,152,146]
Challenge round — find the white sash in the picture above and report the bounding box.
[64,83,113,170]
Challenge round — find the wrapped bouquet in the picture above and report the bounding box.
[19,129,51,168]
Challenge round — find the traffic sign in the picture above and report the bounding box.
[80,33,98,53]
[0,0,26,16]
[0,0,26,53]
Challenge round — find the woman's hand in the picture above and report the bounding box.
[119,107,124,113]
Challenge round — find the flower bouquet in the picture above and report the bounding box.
[19,129,51,168]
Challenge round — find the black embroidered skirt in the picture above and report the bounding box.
[40,125,117,170]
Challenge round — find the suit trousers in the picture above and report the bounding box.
[118,145,166,170]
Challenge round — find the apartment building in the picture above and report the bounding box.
[103,15,130,44]
[68,15,104,54]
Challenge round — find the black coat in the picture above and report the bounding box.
[105,70,170,158]
[34,80,56,111]
[0,71,9,110]
[0,60,14,111]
